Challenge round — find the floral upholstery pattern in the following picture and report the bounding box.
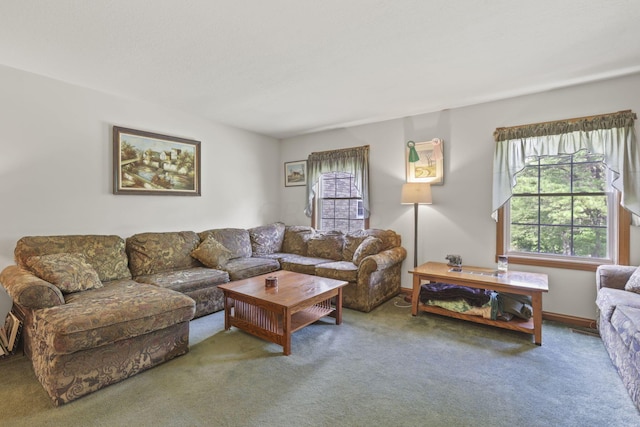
[220,257,280,281]
[279,254,331,275]
[0,225,406,405]
[249,222,285,255]
[307,231,345,261]
[596,264,640,411]
[33,321,190,406]
[198,228,252,259]
[352,237,382,265]
[127,231,201,276]
[0,265,64,309]
[15,235,131,282]
[625,266,640,293]
[134,267,229,294]
[190,236,233,268]
[314,261,358,282]
[343,233,368,261]
[42,280,194,354]
[26,253,103,294]
[282,226,315,255]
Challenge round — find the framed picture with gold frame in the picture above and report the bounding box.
[406,139,444,185]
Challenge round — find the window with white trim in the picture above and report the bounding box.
[316,171,365,233]
[503,150,616,265]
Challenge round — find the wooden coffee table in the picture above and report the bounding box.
[410,262,548,345]
[218,270,348,355]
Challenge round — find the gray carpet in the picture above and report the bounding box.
[1,296,638,426]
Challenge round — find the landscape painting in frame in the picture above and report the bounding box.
[406,138,444,185]
[285,160,307,187]
[113,126,201,196]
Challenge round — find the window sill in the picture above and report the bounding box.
[502,254,613,272]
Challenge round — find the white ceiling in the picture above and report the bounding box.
[2,1,640,139]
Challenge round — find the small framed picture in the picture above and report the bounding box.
[284,160,307,187]
[406,138,444,185]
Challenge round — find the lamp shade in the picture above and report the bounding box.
[401,183,432,204]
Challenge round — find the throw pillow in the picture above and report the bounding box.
[352,236,382,266]
[625,267,640,293]
[26,252,103,294]
[191,236,233,268]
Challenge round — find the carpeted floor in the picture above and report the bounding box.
[1,296,638,426]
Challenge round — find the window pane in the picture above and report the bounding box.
[573,162,606,193]
[322,178,336,198]
[321,218,335,230]
[574,195,607,226]
[335,219,349,232]
[350,219,365,231]
[321,200,335,218]
[573,227,607,258]
[334,199,349,218]
[540,196,571,225]
[513,167,539,194]
[510,196,538,223]
[336,178,351,197]
[539,225,572,255]
[539,165,570,193]
[510,224,539,252]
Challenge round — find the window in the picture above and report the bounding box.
[316,172,366,233]
[305,145,370,231]
[500,150,623,270]
[493,111,637,271]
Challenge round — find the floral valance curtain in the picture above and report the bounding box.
[492,110,640,223]
[304,145,370,218]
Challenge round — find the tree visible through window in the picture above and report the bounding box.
[507,150,611,259]
[317,172,365,233]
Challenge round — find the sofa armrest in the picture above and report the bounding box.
[596,264,637,291]
[0,265,64,309]
[359,247,408,274]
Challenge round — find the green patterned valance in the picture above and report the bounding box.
[493,110,636,142]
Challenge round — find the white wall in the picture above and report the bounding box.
[280,73,640,320]
[0,65,281,269]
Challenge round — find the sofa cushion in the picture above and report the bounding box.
[26,253,103,294]
[360,229,400,251]
[315,261,358,282]
[596,287,640,322]
[249,222,285,256]
[280,254,333,275]
[610,305,640,348]
[307,232,344,261]
[127,231,201,276]
[220,257,280,281]
[198,228,252,259]
[191,236,233,268]
[343,233,368,261]
[625,267,640,293]
[40,280,195,355]
[282,226,315,255]
[15,235,131,282]
[353,236,382,266]
[133,267,229,294]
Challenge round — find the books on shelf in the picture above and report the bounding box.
[0,311,22,357]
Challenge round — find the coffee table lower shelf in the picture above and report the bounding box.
[225,296,339,355]
[418,304,535,335]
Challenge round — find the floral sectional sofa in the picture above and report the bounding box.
[0,223,406,405]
